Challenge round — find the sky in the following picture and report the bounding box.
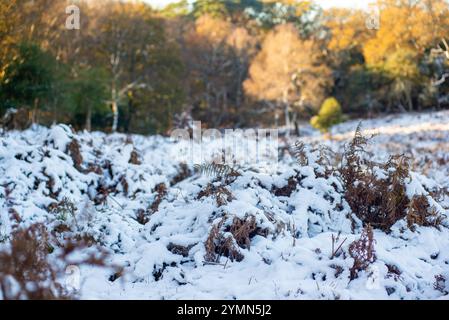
[144,0,372,10]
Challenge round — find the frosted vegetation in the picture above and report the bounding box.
[0,111,448,299]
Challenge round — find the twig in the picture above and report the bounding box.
[107,194,124,209]
[331,233,347,259]
[202,261,226,267]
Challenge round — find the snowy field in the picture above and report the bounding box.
[1,111,449,300]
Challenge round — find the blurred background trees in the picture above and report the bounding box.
[1,0,448,134]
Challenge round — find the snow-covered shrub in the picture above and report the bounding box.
[406,195,444,231]
[0,112,448,299]
[338,125,444,231]
[0,223,108,300]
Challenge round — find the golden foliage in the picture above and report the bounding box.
[195,14,233,44]
[244,23,331,108]
[363,0,449,66]
[324,8,371,52]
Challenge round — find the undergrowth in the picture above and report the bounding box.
[0,223,109,300]
[349,224,375,280]
[204,215,269,263]
[293,123,444,232]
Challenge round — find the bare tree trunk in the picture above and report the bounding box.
[124,98,134,133]
[284,104,290,128]
[52,100,58,125]
[112,101,119,132]
[31,98,39,124]
[85,105,92,132]
[406,89,413,112]
[282,89,290,128]
[291,113,299,136]
[28,109,33,126]
[294,121,300,136]
[111,86,119,132]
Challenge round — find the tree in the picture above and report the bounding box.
[384,49,420,111]
[249,0,318,34]
[325,0,449,113]
[160,0,190,18]
[192,0,229,18]
[69,68,109,131]
[324,8,370,54]
[244,23,331,127]
[6,0,67,51]
[94,2,164,132]
[323,8,379,114]
[181,14,257,127]
[310,97,343,133]
[0,0,18,81]
[125,45,185,134]
[0,43,58,124]
[363,0,449,66]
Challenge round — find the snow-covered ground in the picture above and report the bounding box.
[1,110,448,300]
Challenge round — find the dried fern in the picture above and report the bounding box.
[197,183,234,207]
[194,163,240,179]
[339,125,415,231]
[351,122,369,150]
[291,141,308,166]
[291,141,335,172]
[342,122,369,170]
[406,195,444,231]
[349,224,376,280]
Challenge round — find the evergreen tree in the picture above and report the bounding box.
[0,43,58,124]
[69,68,110,132]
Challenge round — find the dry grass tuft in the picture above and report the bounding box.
[291,125,445,232]
[291,141,335,170]
[291,141,308,166]
[135,208,149,225]
[227,216,269,249]
[434,274,447,294]
[167,243,194,257]
[135,183,168,225]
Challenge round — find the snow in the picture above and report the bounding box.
[1,111,449,300]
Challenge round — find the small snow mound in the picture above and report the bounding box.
[45,124,74,150]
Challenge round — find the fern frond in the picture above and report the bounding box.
[194,163,240,178]
[350,122,368,152]
[291,141,334,167]
[291,141,308,166]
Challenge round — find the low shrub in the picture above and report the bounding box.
[310,97,343,133]
[0,223,108,300]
